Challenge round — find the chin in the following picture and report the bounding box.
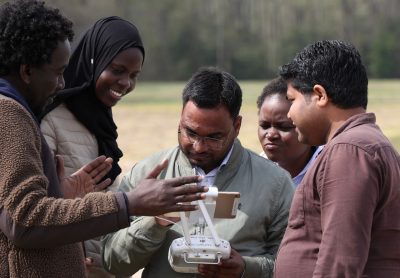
[266,154,279,163]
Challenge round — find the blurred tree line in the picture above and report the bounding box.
[5,0,400,80]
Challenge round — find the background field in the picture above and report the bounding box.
[114,79,400,174]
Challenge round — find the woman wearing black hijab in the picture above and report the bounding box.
[40,16,144,278]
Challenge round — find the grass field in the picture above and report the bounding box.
[113,80,400,173]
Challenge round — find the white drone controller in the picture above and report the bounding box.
[168,186,233,273]
[169,235,231,273]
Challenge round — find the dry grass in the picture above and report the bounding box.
[114,80,400,174]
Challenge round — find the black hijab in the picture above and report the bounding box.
[44,16,144,182]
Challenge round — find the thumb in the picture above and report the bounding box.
[145,159,168,179]
[55,155,65,181]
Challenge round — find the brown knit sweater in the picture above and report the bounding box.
[0,95,130,277]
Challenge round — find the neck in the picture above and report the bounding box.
[326,106,365,142]
[1,75,26,96]
[279,148,314,178]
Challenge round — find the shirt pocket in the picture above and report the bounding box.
[287,184,305,229]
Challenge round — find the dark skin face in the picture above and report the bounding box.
[22,39,71,115]
[258,93,313,177]
[178,101,241,174]
[286,82,327,146]
[95,47,143,107]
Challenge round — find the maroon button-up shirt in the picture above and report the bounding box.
[275,113,400,278]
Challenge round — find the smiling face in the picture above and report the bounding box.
[258,93,311,167]
[95,47,143,107]
[178,101,241,173]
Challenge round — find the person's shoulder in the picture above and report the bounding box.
[244,147,292,179]
[241,147,295,194]
[119,146,179,190]
[331,113,392,151]
[331,124,393,158]
[0,95,41,143]
[245,147,280,168]
[126,146,180,176]
[0,95,37,126]
[138,147,179,165]
[41,103,73,121]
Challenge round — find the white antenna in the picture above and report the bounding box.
[168,168,231,273]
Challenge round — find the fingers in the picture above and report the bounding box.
[169,175,203,187]
[171,181,208,199]
[55,155,65,180]
[81,155,107,172]
[145,159,168,179]
[81,156,113,175]
[174,191,207,203]
[84,257,94,267]
[167,203,199,212]
[95,178,112,191]
[198,264,219,277]
[91,158,113,184]
[78,156,112,184]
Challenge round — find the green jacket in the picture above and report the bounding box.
[102,140,294,278]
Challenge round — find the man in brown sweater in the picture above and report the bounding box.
[0,1,207,277]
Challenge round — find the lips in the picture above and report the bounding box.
[264,142,280,151]
[110,89,126,99]
[187,152,210,163]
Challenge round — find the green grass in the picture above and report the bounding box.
[114,79,400,169]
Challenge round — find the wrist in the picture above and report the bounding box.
[124,191,137,216]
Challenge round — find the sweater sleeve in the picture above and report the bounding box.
[102,216,171,276]
[243,172,294,278]
[0,98,129,248]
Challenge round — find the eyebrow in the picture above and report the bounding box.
[184,126,223,138]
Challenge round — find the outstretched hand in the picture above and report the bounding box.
[126,159,208,216]
[58,155,113,199]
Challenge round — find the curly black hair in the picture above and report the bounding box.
[0,0,74,76]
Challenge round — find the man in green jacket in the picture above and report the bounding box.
[102,67,294,278]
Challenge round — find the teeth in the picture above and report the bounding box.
[110,89,123,97]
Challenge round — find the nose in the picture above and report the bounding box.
[57,76,65,90]
[118,76,133,91]
[265,127,280,139]
[287,111,292,120]
[192,138,208,152]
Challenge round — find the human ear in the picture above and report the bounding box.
[233,115,242,137]
[313,84,329,107]
[19,64,32,84]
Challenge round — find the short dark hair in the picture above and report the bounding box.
[279,40,368,109]
[182,67,242,119]
[256,77,287,110]
[0,0,74,76]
